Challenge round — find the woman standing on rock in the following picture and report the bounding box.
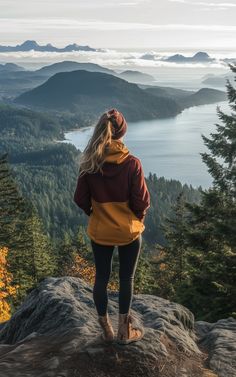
[74,108,150,344]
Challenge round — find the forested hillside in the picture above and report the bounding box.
[15,70,181,121]
[0,103,201,246]
[9,140,201,246]
[0,104,63,153]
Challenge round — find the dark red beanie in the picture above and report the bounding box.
[106,108,127,140]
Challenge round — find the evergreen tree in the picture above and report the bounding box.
[155,193,193,298]
[56,232,77,276]
[133,241,158,294]
[25,208,57,282]
[0,154,58,305]
[162,63,236,321]
[201,64,236,198]
[0,153,26,247]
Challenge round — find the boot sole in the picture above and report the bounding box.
[116,329,144,345]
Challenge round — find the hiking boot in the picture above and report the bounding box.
[98,313,115,343]
[116,312,144,345]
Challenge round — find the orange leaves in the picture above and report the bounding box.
[64,254,95,285]
[0,247,19,323]
[64,252,118,291]
[159,263,167,271]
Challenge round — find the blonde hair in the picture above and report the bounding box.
[78,112,113,177]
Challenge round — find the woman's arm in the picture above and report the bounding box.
[74,172,92,216]
[129,158,151,222]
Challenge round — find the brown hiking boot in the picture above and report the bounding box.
[98,313,115,343]
[116,312,144,345]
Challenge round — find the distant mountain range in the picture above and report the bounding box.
[0,40,101,52]
[202,72,235,86]
[14,70,181,121]
[35,63,155,84]
[164,51,214,63]
[0,61,157,98]
[1,43,235,67]
[144,85,226,109]
[0,60,154,83]
[141,51,215,63]
[0,63,25,72]
[14,69,226,122]
[35,61,114,76]
[141,51,236,65]
[118,70,155,84]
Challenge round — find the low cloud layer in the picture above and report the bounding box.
[0,48,233,70]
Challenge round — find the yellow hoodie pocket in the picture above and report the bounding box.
[129,212,145,237]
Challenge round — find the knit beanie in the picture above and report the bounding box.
[106,108,127,140]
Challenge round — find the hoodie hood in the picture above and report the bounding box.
[100,139,131,177]
[104,139,130,164]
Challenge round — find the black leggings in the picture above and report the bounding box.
[91,235,142,315]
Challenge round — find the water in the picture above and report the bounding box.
[64,100,231,189]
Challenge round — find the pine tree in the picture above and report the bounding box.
[0,154,58,305]
[56,232,77,276]
[162,63,236,321]
[25,208,57,282]
[9,204,58,305]
[201,63,236,198]
[155,193,193,298]
[0,153,26,247]
[133,241,158,294]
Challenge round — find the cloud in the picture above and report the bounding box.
[0,49,229,70]
[1,18,236,31]
[0,0,150,10]
[169,0,236,7]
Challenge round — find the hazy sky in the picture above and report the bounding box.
[0,0,236,49]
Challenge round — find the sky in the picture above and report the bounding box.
[0,0,236,49]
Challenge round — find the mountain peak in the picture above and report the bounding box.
[193,51,210,59]
[20,40,39,47]
[0,40,98,53]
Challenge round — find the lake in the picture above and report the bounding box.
[63,101,230,189]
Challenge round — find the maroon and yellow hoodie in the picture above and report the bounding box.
[74,139,151,246]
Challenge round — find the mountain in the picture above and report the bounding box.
[0,61,115,98]
[177,88,227,108]
[163,51,214,63]
[222,57,236,63]
[35,61,115,76]
[14,70,181,121]
[0,63,25,72]
[118,70,155,84]
[0,277,234,377]
[0,40,100,52]
[202,73,235,87]
[144,85,195,100]
[145,86,227,109]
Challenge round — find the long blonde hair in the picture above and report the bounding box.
[78,112,113,177]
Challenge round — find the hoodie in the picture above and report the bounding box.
[74,139,151,246]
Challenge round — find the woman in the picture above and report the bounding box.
[74,108,150,345]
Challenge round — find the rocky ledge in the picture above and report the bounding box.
[0,277,235,377]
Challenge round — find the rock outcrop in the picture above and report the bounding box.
[0,277,235,377]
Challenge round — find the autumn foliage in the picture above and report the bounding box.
[64,253,118,291]
[0,247,19,323]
